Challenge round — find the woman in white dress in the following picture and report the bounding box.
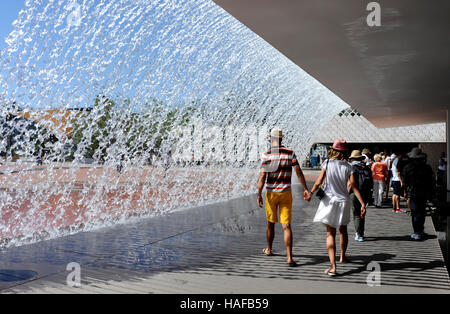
[310,140,366,276]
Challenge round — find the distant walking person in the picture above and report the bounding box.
[163,150,172,171]
[436,152,447,187]
[310,140,366,276]
[390,153,404,213]
[257,128,312,267]
[349,150,372,242]
[384,152,394,201]
[116,154,125,173]
[362,148,373,167]
[402,148,434,241]
[362,148,374,204]
[152,153,158,167]
[372,154,388,208]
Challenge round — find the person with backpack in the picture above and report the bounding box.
[349,150,373,242]
[372,154,388,208]
[397,152,412,201]
[362,148,374,167]
[402,148,434,241]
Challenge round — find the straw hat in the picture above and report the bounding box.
[332,139,348,152]
[268,127,284,138]
[349,150,364,160]
[362,148,372,155]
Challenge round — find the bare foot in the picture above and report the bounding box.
[324,267,337,276]
[288,259,297,267]
[262,248,273,256]
[340,256,348,263]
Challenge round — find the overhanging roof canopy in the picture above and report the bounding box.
[214,0,450,128]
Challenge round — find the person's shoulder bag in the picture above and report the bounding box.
[316,159,329,200]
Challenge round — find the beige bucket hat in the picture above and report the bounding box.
[268,127,284,138]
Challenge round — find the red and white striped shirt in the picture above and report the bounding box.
[261,146,299,193]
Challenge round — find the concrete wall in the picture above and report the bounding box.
[420,143,447,175]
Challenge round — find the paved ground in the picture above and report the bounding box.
[0,180,449,294]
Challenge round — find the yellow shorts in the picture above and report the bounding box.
[265,190,293,224]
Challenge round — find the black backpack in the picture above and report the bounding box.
[353,163,373,198]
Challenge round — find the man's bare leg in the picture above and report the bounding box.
[264,221,275,255]
[282,223,294,264]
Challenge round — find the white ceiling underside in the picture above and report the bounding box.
[214,0,450,128]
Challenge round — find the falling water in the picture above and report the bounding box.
[0,0,348,248]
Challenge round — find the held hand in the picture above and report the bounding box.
[304,190,312,202]
[361,205,366,218]
[257,194,264,208]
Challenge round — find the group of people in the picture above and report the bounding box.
[257,128,444,276]
[354,147,441,241]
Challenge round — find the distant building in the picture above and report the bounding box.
[16,109,81,140]
[310,108,446,172]
[0,109,86,159]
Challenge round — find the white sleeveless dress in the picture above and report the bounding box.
[313,159,353,228]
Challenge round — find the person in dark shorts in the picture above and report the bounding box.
[390,154,404,213]
[402,148,434,240]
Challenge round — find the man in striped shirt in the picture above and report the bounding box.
[257,128,312,267]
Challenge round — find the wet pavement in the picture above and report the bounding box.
[0,180,449,294]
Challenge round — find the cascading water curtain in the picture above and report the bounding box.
[0,0,348,247]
